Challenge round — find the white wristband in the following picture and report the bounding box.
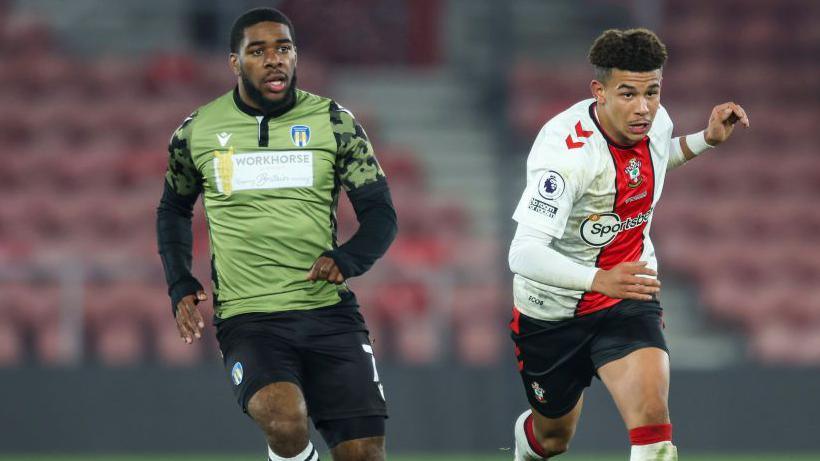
[685,130,715,156]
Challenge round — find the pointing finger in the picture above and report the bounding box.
[735,105,750,128]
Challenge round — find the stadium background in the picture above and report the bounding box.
[1,0,819,459]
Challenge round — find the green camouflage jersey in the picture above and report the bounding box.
[165,89,385,319]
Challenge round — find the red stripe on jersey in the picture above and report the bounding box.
[510,306,521,334]
[576,132,656,316]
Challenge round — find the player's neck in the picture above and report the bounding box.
[235,83,297,118]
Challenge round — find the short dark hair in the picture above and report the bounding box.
[230,8,295,53]
[588,28,667,82]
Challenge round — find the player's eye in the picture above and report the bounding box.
[621,93,634,99]
[277,45,293,53]
[250,49,264,56]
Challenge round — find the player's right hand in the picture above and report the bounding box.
[175,290,207,344]
[591,261,660,301]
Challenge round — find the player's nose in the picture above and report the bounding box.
[263,51,283,67]
[636,97,650,114]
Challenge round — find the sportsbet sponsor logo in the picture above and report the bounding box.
[579,208,653,247]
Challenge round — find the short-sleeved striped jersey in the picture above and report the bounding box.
[512,99,674,321]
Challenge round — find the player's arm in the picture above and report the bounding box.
[156,112,206,343]
[668,102,750,170]
[307,102,398,283]
[509,224,597,290]
[509,224,660,301]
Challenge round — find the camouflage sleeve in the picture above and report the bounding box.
[330,101,386,192]
[165,112,202,197]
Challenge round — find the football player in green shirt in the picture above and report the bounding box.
[156,8,397,461]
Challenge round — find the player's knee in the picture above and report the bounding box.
[541,433,572,457]
[638,400,670,425]
[249,403,309,455]
[530,424,573,457]
[263,418,310,456]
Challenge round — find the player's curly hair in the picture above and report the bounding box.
[230,8,295,53]
[588,28,667,82]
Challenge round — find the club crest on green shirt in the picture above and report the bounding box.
[290,124,311,147]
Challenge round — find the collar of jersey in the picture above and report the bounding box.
[232,86,297,118]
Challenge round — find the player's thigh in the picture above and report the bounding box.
[216,314,305,414]
[591,300,670,429]
[302,328,387,426]
[298,307,387,447]
[511,307,598,420]
[597,347,670,428]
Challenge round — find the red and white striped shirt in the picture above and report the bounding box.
[512,99,674,321]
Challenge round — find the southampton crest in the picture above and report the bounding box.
[624,158,643,188]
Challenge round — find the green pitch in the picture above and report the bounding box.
[1,455,818,461]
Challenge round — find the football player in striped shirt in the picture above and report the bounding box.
[509,28,748,461]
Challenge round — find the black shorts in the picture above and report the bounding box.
[510,299,668,418]
[216,304,388,426]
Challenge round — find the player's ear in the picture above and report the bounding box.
[229,53,240,77]
[590,80,606,104]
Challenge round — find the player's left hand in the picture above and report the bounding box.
[704,102,750,146]
[307,256,345,284]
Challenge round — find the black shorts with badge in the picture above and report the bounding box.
[510,299,668,418]
[215,301,387,427]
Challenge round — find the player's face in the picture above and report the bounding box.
[231,21,297,106]
[591,69,661,146]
